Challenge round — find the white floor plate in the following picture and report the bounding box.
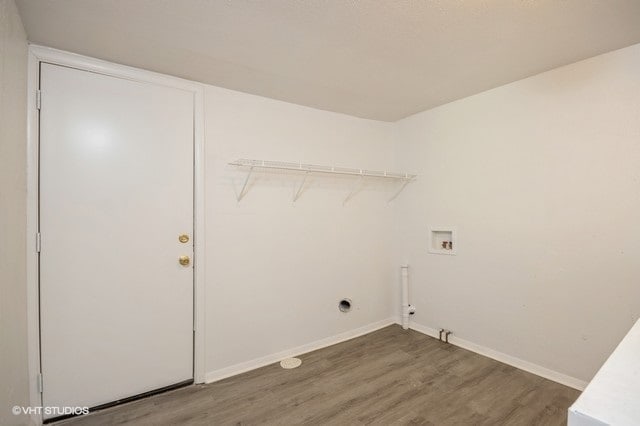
[279,358,302,369]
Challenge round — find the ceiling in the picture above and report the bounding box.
[16,0,640,121]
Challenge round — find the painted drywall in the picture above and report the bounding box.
[204,85,397,377]
[394,42,640,383]
[0,0,29,424]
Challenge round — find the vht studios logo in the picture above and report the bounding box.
[12,405,89,416]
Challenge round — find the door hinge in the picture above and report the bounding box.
[36,373,43,393]
[36,89,41,110]
[36,233,41,253]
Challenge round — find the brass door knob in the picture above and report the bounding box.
[178,255,190,266]
[178,234,189,243]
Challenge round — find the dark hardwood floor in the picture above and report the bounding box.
[57,325,580,425]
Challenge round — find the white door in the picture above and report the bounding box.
[39,63,194,417]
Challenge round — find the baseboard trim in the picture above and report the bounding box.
[205,317,396,384]
[404,320,588,391]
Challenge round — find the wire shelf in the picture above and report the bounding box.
[229,159,416,180]
[228,158,416,203]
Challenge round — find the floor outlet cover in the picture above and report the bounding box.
[280,358,302,369]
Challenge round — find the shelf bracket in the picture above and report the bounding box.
[343,175,364,205]
[236,166,254,202]
[293,172,310,202]
[388,178,412,202]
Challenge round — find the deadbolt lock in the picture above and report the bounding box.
[178,255,190,266]
[178,234,190,243]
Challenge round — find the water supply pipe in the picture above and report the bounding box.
[401,264,414,330]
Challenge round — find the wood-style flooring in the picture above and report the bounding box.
[57,325,580,425]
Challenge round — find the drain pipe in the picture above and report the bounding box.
[401,265,415,330]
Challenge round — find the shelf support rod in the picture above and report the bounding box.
[343,175,364,205]
[237,166,254,202]
[293,171,310,202]
[388,178,411,202]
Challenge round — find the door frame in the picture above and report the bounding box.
[26,45,206,424]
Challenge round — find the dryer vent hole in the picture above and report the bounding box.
[339,299,352,313]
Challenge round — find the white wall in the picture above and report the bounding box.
[204,86,397,377]
[394,43,640,383]
[0,0,29,424]
[8,20,640,407]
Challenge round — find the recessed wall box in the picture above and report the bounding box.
[429,227,457,255]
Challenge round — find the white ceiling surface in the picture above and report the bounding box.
[16,0,640,121]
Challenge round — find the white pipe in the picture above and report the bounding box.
[401,264,410,330]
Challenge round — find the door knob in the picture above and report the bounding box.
[178,234,189,243]
[178,255,190,266]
